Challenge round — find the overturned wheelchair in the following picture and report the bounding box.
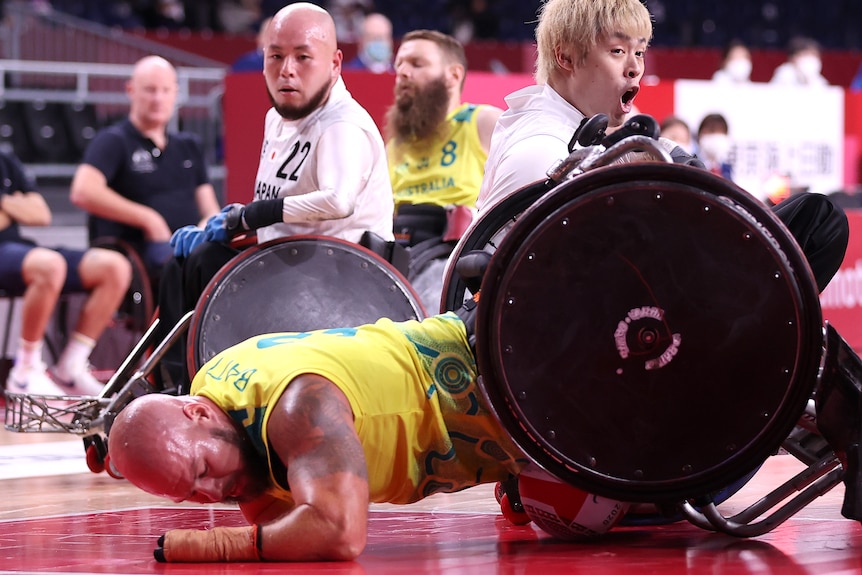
[441,114,860,537]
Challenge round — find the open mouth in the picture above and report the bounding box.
[621,87,639,106]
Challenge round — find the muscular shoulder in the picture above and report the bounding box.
[266,374,362,470]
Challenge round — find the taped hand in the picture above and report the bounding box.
[169,225,206,258]
[154,526,261,563]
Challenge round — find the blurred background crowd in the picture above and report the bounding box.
[8,0,862,49]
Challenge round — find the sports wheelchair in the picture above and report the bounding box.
[443,114,862,536]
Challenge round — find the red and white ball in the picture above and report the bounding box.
[518,463,630,540]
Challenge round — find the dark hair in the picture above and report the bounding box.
[787,36,820,57]
[698,113,729,137]
[721,38,748,62]
[660,115,690,134]
[401,29,468,71]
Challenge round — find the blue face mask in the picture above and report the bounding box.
[363,40,392,64]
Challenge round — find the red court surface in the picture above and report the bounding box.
[1,439,862,574]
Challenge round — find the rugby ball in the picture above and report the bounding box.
[518,464,629,540]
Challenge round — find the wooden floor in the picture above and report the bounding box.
[2,393,862,575]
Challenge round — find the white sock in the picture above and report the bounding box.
[54,332,96,379]
[14,339,43,369]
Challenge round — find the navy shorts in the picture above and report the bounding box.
[0,241,87,294]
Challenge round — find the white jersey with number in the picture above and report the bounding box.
[254,77,395,244]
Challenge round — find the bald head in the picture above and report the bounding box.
[263,2,342,120]
[269,2,338,52]
[131,55,176,83]
[108,394,190,482]
[126,55,178,130]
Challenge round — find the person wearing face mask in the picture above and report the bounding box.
[697,113,733,181]
[770,36,828,87]
[344,12,395,74]
[712,39,752,84]
[660,115,696,156]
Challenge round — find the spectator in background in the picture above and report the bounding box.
[384,29,502,312]
[712,39,752,84]
[69,55,221,288]
[327,0,373,43]
[770,36,828,87]
[137,0,186,29]
[216,0,262,33]
[448,0,500,44]
[1,149,131,396]
[697,113,733,181]
[660,115,695,155]
[231,17,271,72]
[344,12,394,73]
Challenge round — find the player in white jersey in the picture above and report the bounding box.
[253,77,393,244]
[153,3,396,390]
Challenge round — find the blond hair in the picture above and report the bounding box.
[534,0,653,84]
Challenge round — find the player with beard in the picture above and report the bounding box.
[152,2,396,391]
[384,30,501,312]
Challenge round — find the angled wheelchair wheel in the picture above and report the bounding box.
[90,237,155,333]
[474,163,823,503]
[83,238,155,375]
[440,179,553,313]
[188,235,426,372]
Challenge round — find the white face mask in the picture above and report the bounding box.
[795,55,822,82]
[698,133,731,164]
[725,58,751,82]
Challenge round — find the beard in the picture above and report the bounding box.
[267,79,332,121]
[384,75,450,143]
[212,427,271,503]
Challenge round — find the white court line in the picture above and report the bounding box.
[0,439,90,479]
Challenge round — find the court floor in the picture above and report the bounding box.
[2,397,862,575]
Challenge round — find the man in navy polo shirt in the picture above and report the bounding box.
[70,55,221,285]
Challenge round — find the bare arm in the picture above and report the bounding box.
[258,374,370,561]
[69,163,172,241]
[0,191,51,227]
[476,105,503,155]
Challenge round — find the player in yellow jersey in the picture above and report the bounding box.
[108,311,528,563]
[384,30,502,313]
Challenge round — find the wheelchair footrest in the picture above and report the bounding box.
[3,391,107,434]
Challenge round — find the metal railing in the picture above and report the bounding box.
[0,1,227,183]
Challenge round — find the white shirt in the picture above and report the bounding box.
[254,77,394,244]
[769,62,828,87]
[477,84,585,211]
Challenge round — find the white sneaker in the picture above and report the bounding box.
[6,362,69,396]
[50,365,106,396]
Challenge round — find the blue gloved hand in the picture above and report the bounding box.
[169,225,206,258]
[204,204,245,243]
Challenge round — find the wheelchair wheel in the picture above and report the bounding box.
[77,238,154,376]
[188,235,426,372]
[474,163,823,503]
[440,179,553,313]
